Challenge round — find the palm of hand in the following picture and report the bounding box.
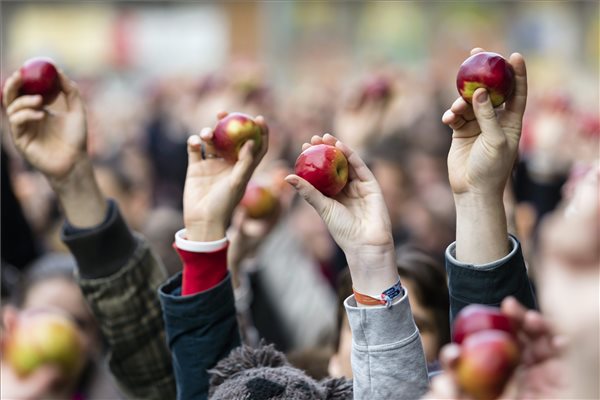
[15,110,86,179]
[184,160,238,227]
[326,178,392,249]
[448,110,519,195]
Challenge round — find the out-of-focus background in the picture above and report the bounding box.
[1,2,598,397]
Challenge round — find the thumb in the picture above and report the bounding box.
[285,174,330,217]
[472,88,506,147]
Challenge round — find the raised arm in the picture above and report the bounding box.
[3,68,176,399]
[157,112,269,400]
[442,48,536,319]
[286,134,428,399]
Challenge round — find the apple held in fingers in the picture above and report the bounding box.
[213,112,263,162]
[457,330,520,400]
[294,144,349,197]
[19,57,61,105]
[453,304,515,344]
[241,182,279,219]
[456,52,515,107]
[4,311,84,378]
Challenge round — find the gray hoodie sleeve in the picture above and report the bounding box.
[344,289,429,399]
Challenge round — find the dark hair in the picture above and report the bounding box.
[332,268,353,352]
[395,244,450,351]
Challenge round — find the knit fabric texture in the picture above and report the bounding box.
[208,342,352,400]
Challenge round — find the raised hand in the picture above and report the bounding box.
[424,297,565,400]
[183,112,268,242]
[442,48,528,263]
[3,69,87,180]
[443,48,527,197]
[3,68,105,227]
[285,134,398,298]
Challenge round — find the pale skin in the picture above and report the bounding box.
[182,111,269,242]
[284,133,399,301]
[443,47,528,264]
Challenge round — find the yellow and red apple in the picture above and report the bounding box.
[457,330,520,400]
[19,57,61,105]
[456,52,515,107]
[240,182,279,219]
[294,144,349,197]
[3,311,84,378]
[212,112,263,162]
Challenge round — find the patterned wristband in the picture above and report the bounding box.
[353,280,404,309]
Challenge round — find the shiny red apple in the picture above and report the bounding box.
[457,330,520,400]
[453,304,515,344]
[4,311,84,378]
[240,182,278,219]
[19,57,61,105]
[294,144,348,197]
[456,52,515,107]
[213,112,263,162]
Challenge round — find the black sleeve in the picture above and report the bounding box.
[445,235,537,324]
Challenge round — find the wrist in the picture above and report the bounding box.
[184,221,226,242]
[346,243,399,299]
[48,157,108,228]
[454,191,510,264]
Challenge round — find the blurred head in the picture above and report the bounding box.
[396,245,450,363]
[14,253,102,359]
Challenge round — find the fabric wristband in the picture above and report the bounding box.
[353,279,404,309]
[174,229,229,296]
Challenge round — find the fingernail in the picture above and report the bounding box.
[477,91,488,104]
[285,176,298,187]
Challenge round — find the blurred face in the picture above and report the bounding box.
[371,160,407,224]
[402,277,439,363]
[24,278,100,357]
[291,202,336,262]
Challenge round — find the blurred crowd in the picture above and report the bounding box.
[1,3,599,399]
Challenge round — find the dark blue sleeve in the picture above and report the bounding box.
[445,235,537,325]
[158,273,241,400]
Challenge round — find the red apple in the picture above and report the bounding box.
[457,330,520,400]
[240,182,278,219]
[19,57,61,105]
[294,144,349,197]
[453,304,515,344]
[456,52,515,107]
[212,112,263,162]
[4,311,84,378]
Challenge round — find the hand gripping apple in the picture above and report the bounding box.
[294,144,349,197]
[457,52,515,107]
[285,134,398,301]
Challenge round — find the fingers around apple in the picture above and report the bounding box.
[456,52,515,108]
[293,143,349,197]
[212,112,266,162]
[19,58,61,106]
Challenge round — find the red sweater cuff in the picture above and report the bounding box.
[174,242,228,296]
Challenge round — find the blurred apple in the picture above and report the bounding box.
[456,52,515,107]
[295,144,348,197]
[3,311,83,378]
[361,75,392,103]
[457,330,520,400]
[19,58,61,105]
[453,304,515,344]
[213,112,263,162]
[241,182,278,219]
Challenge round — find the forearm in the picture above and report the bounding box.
[49,157,107,228]
[455,193,509,264]
[347,242,399,301]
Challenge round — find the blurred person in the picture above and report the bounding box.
[1,254,122,399]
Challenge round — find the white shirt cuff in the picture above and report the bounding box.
[174,229,228,253]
